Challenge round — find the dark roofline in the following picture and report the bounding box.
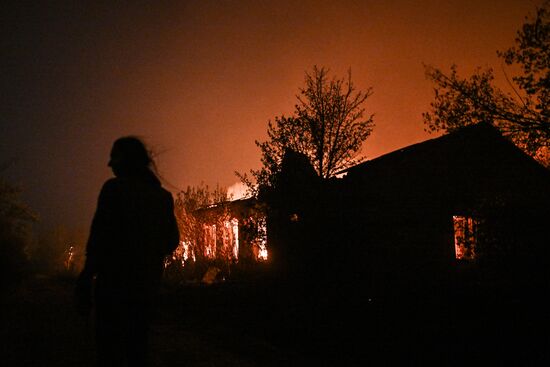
[194,196,257,214]
[337,122,537,175]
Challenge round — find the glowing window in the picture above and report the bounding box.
[453,215,477,260]
[204,224,216,258]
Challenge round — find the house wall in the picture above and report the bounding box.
[265,127,550,291]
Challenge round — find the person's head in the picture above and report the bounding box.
[108,137,153,177]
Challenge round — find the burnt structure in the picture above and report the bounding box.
[193,197,267,265]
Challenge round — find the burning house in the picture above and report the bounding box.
[168,194,268,282]
[175,123,549,289]
[193,198,268,264]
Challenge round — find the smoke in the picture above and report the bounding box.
[227,182,250,200]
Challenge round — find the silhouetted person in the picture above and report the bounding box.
[76,137,179,367]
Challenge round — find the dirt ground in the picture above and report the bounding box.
[2,275,549,366]
[1,276,289,367]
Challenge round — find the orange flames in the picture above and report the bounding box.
[453,215,477,260]
[169,214,268,269]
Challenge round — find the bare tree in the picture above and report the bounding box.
[249,66,374,189]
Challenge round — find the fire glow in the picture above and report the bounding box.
[201,217,267,261]
[169,213,268,269]
[453,215,477,261]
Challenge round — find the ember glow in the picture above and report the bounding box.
[453,215,477,260]
[204,224,217,258]
[201,216,266,261]
[255,219,268,261]
[64,245,75,271]
[170,241,195,266]
[230,218,239,259]
[168,209,268,271]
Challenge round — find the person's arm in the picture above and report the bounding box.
[75,180,117,315]
[82,179,118,276]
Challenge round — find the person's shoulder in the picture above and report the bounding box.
[100,177,124,195]
[102,177,120,188]
[160,186,174,199]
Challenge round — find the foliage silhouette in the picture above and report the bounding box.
[0,173,37,288]
[424,1,550,166]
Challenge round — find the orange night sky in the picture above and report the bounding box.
[1,0,539,228]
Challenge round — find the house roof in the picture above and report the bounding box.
[194,196,261,219]
[342,122,549,178]
[339,122,550,211]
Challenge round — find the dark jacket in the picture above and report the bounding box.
[79,170,179,297]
